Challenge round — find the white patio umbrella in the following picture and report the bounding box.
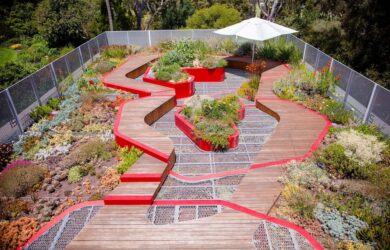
[214,17,297,62]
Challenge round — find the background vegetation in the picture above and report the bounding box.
[0,0,388,89]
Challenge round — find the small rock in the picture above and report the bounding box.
[41,183,48,190]
[46,185,55,193]
[52,180,60,187]
[44,178,51,184]
[57,172,68,181]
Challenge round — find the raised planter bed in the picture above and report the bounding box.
[174,103,245,151]
[182,67,225,82]
[143,67,195,99]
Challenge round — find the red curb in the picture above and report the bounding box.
[17,200,104,250]
[104,195,154,205]
[153,199,324,250]
[120,173,162,182]
[182,67,225,82]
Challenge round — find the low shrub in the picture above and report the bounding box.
[234,42,253,57]
[321,99,353,125]
[336,130,385,165]
[281,161,330,190]
[201,57,227,69]
[0,217,38,250]
[282,183,316,219]
[61,139,113,168]
[0,199,31,220]
[237,75,260,101]
[101,45,132,59]
[256,38,301,65]
[153,63,189,82]
[182,95,241,150]
[46,98,60,110]
[89,192,103,201]
[67,166,83,183]
[116,146,143,174]
[0,144,13,171]
[29,105,52,122]
[0,163,47,198]
[94,61,115,74]
[316,143,368,179]
[100,168,120,190]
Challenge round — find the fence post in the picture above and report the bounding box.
[96,37,100,53]
[314,49,320,70]
[191,29,194,39]
[49,63,61,97]
[5,89,23,134]
[363,84,378,123]
[302,43,307,62]
[87,41,93,62]
[343,71,354,107]
[148,30,152,47]
[31,77,42,106]
[64,56,71,77]
[329,58,334,72]
[78,47,85,72]
[127,31,130,45]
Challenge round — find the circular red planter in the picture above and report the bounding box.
[143,67,195,99]
[182,67,225,82]
[174,103,246,151]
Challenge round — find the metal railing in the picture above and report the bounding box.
[0,30,389,143]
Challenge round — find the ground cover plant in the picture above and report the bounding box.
[273,63,354,125]
[237,61,266,101]
[181,94,241,150]
[0,44,142,249]
[272,124,390,249]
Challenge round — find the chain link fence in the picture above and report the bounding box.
[1,30,389,143]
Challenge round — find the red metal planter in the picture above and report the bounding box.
[174,103,245,151]
[182,67,225,82]
[143,67,195,99]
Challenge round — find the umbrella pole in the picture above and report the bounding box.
[251,42,255,63]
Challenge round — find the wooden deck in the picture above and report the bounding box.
[66,58,327,249]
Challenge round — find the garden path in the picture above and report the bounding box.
[22,55,329,249]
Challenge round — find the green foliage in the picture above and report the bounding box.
[67,166,83,183]
[94,61,115,74]
[161,0,195,29]
[316,143,368,179]
[29,105,53,122]
[282,161,329,190]
[282,183,316,219]
[89,192,103,201]
[237,75,260,101]
[62,139,113,168]
[256,38,301,65]
[183,95,241,150]
[0,144,13,172]
[6,3,37,37]
[234,42,253,57]
[47,98,60,110]
[314,203,368,242]
[0,62,35,90]
[186,4,241,29]
[0,48,17,66]
[321,99,352,125]
[153,63,189,82]
[0,164,47,198]
[101,45,132,60]
[34,0,102,47]
[116,147,143,174]
[201,57,227,69]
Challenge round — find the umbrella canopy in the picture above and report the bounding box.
[214,17,297,41]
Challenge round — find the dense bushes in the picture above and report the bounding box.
[152,63,189,82]
[182,95,241,149]
[256,38,301,65]
[186,4,241,29]
[29,97,61,122]
[0,144,13,171]
[0,163,47,198]
[237,62,266,101]
[101,45,132,60]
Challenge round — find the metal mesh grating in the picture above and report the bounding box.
[24,205,102,250]
[147,205,222,225]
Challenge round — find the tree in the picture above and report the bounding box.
[6,3,37,37]
[186,4,241,29]
[255,0,283,21]
[105,0,114,31]
[34,0,102,47]
[161,0,195,29]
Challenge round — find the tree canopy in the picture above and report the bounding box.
[186,4,241,29]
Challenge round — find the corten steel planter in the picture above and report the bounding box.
[174,103,246,151]
[143,67,195,98]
